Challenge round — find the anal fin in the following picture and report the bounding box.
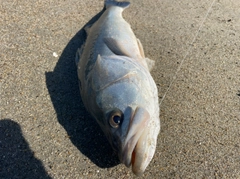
[137,39,155,71]
[145,58,155,71]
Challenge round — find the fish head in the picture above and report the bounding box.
[105,106,158,176]
[90,55,160,175]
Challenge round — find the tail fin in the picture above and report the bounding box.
[104,0,130,9]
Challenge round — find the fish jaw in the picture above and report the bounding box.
[131,125,157,176]
[120,107,158,176]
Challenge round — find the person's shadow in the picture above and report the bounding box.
[45,8,119,168]
[0,119,52,179]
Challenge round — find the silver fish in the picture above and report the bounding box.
[76,0,160,175]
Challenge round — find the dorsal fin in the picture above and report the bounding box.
[104,37,133,58]
[104,37,154,71]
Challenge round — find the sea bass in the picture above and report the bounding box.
[76,0,160,175]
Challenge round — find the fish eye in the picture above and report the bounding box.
[108,109,123,128]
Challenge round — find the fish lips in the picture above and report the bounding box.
[120,106,152,175]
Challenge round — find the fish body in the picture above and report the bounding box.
[76,0,160,175]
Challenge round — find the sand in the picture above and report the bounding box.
[1,0,239,178]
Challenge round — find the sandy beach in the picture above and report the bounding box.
[1,0,239,178]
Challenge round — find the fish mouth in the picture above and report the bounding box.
[121,107,153,176]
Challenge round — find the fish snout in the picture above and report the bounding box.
[120,107,154,175]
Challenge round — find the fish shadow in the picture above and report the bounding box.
[45,8,119,168]
[0,119,52,179]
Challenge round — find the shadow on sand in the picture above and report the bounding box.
[0,119,52,179]
[45,8,119,168]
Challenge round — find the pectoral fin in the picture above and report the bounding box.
[137,38,145,58]
[84,24,92,35]
[91,54,137,91]
[75,45,85,66]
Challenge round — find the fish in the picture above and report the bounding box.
[75,0,160,176]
